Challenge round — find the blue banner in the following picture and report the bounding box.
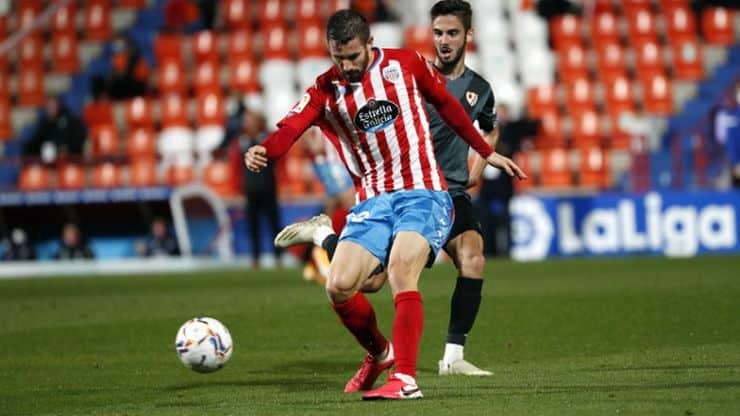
[510,191,740,260]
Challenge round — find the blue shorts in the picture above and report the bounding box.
[338,189,454,267]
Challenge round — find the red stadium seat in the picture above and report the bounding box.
[0,71,9,101]
[225,30,254,59]
[0,98,11,140]
[160,94,190,128]
[571,110,602,148]
[527,86,559,119]
[19,35,43,68]
[634,41,666,80]
[258,0,287,25]
[701,7,735,46]
[622,0,651,16]
[664,6,698,45]
[261,24,292,60]
[642,74,673,115]
[590,12,621,49]
[592,0,615,14]
[196,92,225,127]
[57,163,86,190]
[203,160,237,197]
[536,111,567,149]
[126,128,157,160]
[129,159,158,187]
[83,101,114,129]
[125,97,154,130]
[17,66,44,107]
[90,124,121,158]
[540,149,573,187]
[154,34,184,65]
[223,0,251,29]
[295,0,322,25]
[577,146,609,188]
[671,41,704,81]
[297,21,328,59]
[565,78,596,114]
[325,0,350,18]
[557,45,590,83]
[51,32,79,74]
[19,164,51,191]
[626,8,659,45]
[229,56,260,93]
[51,2,76,34]
[166,164,195,186]
[192,31,220,64]
[83,0,111,41]
[193,61,222,96]
[550,14,583,51]
[91,162,122,188]
[404,25,435,61]
[604,76,636,119]
[157,58,187,95]
[659,0,690,11]
[595,42,627,84]
[16,0,42,32]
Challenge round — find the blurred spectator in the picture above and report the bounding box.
[164,0,202,33]
[536,0,581,20]
[1,228,37,261]
[714,82,740,187]
[22,96,87,163]
[239,110,282,269]
[476,104,538,257]
[54,223,95,260]
[92,34,149,100]
[137,217,181,257]
[195,0,217,30]
[223,93,247,149]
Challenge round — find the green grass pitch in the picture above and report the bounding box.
[2,256,739,415]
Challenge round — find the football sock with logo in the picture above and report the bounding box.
[321,234,339,260]
[332,292,388,356]
[393,291,423,378]
[446,276,483,349]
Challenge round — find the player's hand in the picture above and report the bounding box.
[244,145,268,172]
[485,152,527,180]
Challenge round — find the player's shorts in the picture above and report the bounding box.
[338,189,453,268]
[445,194,483,247]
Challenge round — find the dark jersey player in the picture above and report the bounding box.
[275,1,503,377]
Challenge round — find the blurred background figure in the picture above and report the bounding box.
[239,110,282,269]
[54,223,95,260]
[137,217,180,257]
[714,81,740,187]
[92,34,149,101]
[1,228,37,261]
[22,96,87,164]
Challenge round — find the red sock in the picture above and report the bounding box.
[392,291,423,378]
[332,292,388,356]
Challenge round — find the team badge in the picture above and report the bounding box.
[465,91,479,107]
[382,64,401,83]
[290,93,311,114]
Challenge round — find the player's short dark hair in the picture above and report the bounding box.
[326,9,370,45]
[430,0,473,31]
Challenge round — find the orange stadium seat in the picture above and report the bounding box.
[592,0,615,13]
[622,0,652,16]
[192,31,220,64]
[634,41,666,80]
[671,41,704,81]
[258,0,287,25]
[297,21,328,59]
[571,110,602,148]
[126,128,157,160]
[701,7,735,46]
[261,24,292,60]
[91,162,122,188]
[642,74,673,115]
[229,56,260,93]
[557,45,589,83]
[325,0,350,18]
[17,0,42,32]
[550,14,583,51]
[51,2,76,34]
[125,97,154,130]
[604,76,636,119]
[193,61,222,96]
[203,160,237,197]
[659,0,690,10]
[565,77,596,114]
[0,71,9,101]
[223,0,251,29]
[166,164,195,186]
[404,25,435,61]
[535,111,567,149]
[540,148,573,187]
[196,91,225,127]
[158,59,187,95]
[51,32,80,74]
[57,163,86,190]
[295,0,322,25]
[90,124,121,158]
[19,164,51,191]
[527,86,559,118]
[128,159,158,187]
[17,66,44,107]
[160,94,190,128]
[595,43,627,84]
[577,146,609,189]
[19,35,43,68]
[154,34,184,64]
[0,98,11,140]
[83,100,114,129]
[84,0,111,41]
[664,6,697,45]
[590,12,621,49]
[226,30,254,59]
[626,8,659,45]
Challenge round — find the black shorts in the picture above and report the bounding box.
[445,194,483,249]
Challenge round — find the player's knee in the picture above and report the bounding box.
[325,272,358,302]
[458,249,486,277]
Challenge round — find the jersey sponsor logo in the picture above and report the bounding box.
[382,64,401,83]
[465,91,478,107]
[353,98,400,133]
[289,93,311,114]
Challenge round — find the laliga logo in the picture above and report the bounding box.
[510,196,554,261]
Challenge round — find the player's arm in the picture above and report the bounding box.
[244,89,323,172]
[467,91,498,188]
[411,52,526,180]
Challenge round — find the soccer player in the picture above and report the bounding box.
[276,0,500,377]
[245,10,525,400]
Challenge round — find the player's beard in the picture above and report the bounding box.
[436,39,466,72]
[342,48,370,83]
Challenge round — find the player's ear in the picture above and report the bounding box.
[466,28,474,44]
[367,35,374,47]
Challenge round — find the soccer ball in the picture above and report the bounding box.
[175,317,233,373]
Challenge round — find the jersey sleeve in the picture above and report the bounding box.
[261,83,325,159]
[477,88,496,133]
[409,51,448,104]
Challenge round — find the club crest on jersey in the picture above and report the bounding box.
[465,91,479,107]
[354,99,400,133]
[382,64,401,83]
[289,93,311,114]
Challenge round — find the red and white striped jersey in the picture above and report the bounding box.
[278,48,451,202]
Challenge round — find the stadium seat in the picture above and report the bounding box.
[51,2,76,34]
[51,32,79,74]
[557,45,590,83]
[126,128,157,160]
[90,124,121,158]
[604,76,636,119]
[158,95,194,169]
[261,24,292,60]
[128,158,158,187]
[664,6,697,45]
[83,100,115,130]
[57,163,86,190]
[91,162,122,188]
[590,12,621,49]
[592,0,615,13]
[571,110,602,148]
[295,0,322,25]
[371,22,403,48]
[18,164,51,191]
[634,41,666,80]
[194,61,222,96]
[192,31,220,64]
[404,25,435,61]
[540,148,573,187]
[124,97,154,130]
[550,14,583,51]
[203,160,237,197]
[194,92,226,164]
[258,0,287,25]
[577,146,609,188]
[19,35,43,68]
[626,8,659,45]
[0,71,9,102]
[701,7,735,46]
[223,0,251,29]
[0,98,11,140]
[518,47,555,88]
[526,86,559,118]
[671,41,704,81]
[565,78,596,114]
[297,57,332,90]
[17,65,44,107]
[83,0,111,41]
[157,59,187,95]
[166,164,195,186]
[595,42,628,84]
[154,34,184,65]
[225,30,254,60]
[511,12,547,49]
[229,56,260,93]
[642,74,673,115]
[536,110,567,149]
[159,94,190,128]
[296,21,328,59]
[16,0,42,32]
[513,151,533,192]
[259,60,296,91]
[622,0,652,16]
[325,0,351,18]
